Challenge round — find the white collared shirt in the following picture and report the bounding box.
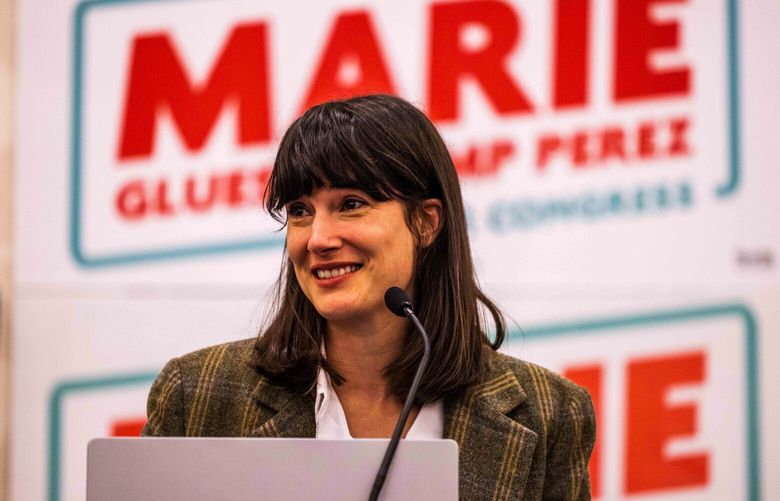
[314,367,444,439]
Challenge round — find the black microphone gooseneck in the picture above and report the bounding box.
[368,287,431,501]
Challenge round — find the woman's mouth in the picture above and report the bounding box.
[314,264,362,280]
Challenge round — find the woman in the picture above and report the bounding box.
[143,94,596,500]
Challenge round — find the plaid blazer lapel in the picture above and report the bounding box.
[247,379,316,438]
[444,355,539,501]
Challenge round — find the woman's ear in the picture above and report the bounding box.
[415,199,443,248]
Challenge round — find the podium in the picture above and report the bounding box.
[87,438,458,500]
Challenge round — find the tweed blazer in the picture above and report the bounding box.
[143,339,595,500]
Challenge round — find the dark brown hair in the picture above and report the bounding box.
[252,94,505,402]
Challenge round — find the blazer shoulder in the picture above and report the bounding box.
[174,338,257,379]
[491,351,596,499]
[174,338,265,409]
[143,338,266,437]
[491,350,595,439]
[493,351,588,399]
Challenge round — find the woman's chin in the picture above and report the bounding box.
[314,301,373,323]
[318,308,362,323]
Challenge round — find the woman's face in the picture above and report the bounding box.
[285,187,417,324]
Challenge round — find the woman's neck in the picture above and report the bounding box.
[324,313,407,400]
[324,314,420,438]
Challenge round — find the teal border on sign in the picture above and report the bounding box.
[47,303,761,501]
[69,0,743,268]
[47,371,157,501]
[513,303,760,501]
[69,0,285,268]
[718,0,742,197]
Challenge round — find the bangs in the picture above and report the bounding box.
[265,102,410,222]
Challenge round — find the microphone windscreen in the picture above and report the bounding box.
[384,287,412,317]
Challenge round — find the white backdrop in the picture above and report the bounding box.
[12,0,780,499]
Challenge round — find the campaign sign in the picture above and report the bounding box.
[47,304,759,501]
[72,0,285,266]
[503,303,759,501]
[48,373,155,501]
[71,0,743,280]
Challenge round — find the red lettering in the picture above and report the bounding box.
[637,121,656,158]
[115,167,270,221]
[154,181,175,216]
[625,351,708,493]
[564,365,602,498]
[598,127,626,161]
[300,11,396,111]
[536,116,689,171]
[111,418,147,437]
[115,180,147,220]
[536,134,563,170]
[427,0,533,121]
[614,0,691,101]
[117,23,271,160]
[255,168,273,203]
[491,140,515,167]
[225,170,245,206]
[668,117,690,156]
[185,176,218,212]
[451,140,514,177]
[452,146,478,175]
[572,130,589,166]
[553,0,590,108]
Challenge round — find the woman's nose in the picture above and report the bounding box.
[307,214,342,254]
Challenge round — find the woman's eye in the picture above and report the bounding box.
[342,198,367,211]
[286,204,308,218]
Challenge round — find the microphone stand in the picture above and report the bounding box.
[368,307,431,501]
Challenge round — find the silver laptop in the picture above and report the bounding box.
[87,438,458,500]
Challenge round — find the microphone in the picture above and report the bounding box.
[384,286,413,316]
[369,287,432,501]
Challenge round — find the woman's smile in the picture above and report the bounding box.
[312,263,363,283]
[286,187,416,322]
